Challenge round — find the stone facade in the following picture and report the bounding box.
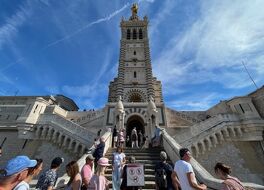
[0,4,263,187]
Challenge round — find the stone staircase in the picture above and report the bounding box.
[104,147,173,190]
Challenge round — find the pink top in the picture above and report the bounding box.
[222,177,245,190]
[87,175,109,190]
[81,164,93,185]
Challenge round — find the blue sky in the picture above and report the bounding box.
[0,0,264,111]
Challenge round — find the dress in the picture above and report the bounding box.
[174,160,196,190]
[112,152,126,190]
[222,176,245,190]
[36,169,58,190]
[13,181,29,190]
[152,128,161,147]
[87,175,109,190]
[65,173,82,190]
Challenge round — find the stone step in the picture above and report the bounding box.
[105,174,155,181]
[108,181,156,189]
[109,159,160,164]
[105,168,155,175]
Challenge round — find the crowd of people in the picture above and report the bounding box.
[0,127,248,190]
[112,125,162,149]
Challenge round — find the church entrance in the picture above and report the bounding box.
[126,115,145,147]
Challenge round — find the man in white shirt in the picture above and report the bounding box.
[173,148,207,190]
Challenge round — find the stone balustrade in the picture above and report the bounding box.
[175,113,264,157]
[53,131,112,189]
[161,129,264,190]
[35,114,97,155]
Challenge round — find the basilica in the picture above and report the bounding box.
[0,4,263,189]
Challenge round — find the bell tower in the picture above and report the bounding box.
[108,3,163,103]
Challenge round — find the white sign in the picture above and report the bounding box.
[127,164,145,186]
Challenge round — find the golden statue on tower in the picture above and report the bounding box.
[131,3,138,15]
[130,3,139,20]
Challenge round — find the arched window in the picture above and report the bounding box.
[134,51,136,55]
[129,93,142,102]
[134,71,137,78]
[133,29,137,39]
[127,29,131,39]
[139,28,143,39]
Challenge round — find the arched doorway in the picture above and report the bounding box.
[126,115,145,147]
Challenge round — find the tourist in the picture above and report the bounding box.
[126,136,130,147]
[118,129,125,148]
[112,146,126,190]
[36,157,64,190]
[113,126,118,148]
[151,126,161,147]
[81,154,94,189]
[138,130,143,148]
[65,161,82,190]
[155,151,178,190]
[120,156,138,190]
[0,155,37,190]
[214,162,245,190]
[14,158,43,190]
[97,129,102,138]
[131,127,138,148]
[173,148,207,190]
[93,137,105,168]
[144,136,149,148]
[87,157,110,190]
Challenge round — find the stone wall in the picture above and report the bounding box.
[0,130,78,177]
[196,141,264,185]
[0,130,41,167]
[35,141,78,176]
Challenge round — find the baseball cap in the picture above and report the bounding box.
[3,155,37,176]
[86,154,95,161]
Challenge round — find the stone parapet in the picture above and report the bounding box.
[161,129,264,190]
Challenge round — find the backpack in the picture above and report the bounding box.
[155,164,168,189]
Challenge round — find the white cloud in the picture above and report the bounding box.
[0,2,32,49]
[167,93,222,111]
[153,0,264,95]
[43,2,130,49]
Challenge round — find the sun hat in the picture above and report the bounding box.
[3,155,37,176]
[86,154,95,161]
[97,157,111,166]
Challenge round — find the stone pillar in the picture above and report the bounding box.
[74,142,80,153]
[35,126,41,138]
[40,127,48,139]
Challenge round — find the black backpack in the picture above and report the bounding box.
[155,164,168,189]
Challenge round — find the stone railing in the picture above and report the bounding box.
[54,131,112,189]
[161,129,264,190]
[38,114,96,145]
[175,113,264,157]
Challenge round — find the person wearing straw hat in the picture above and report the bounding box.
[87,157,110,190]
